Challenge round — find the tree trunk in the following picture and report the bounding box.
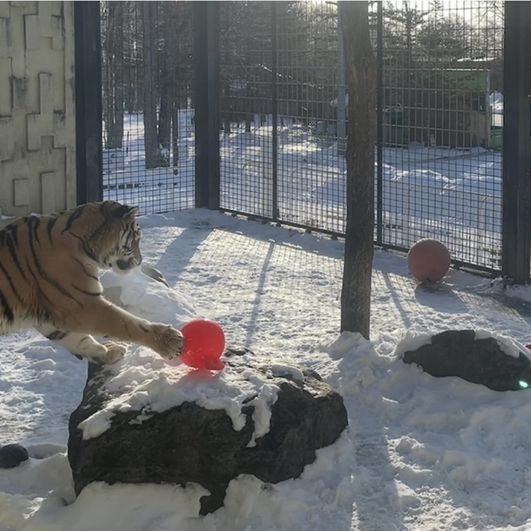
[110,2,124,149]
[244,82,252,132]
[223,92,232,135]
[223,44,231,134]
[158,90,171,152]
[102,19,112,148]
[141,1,166,169]
[103,2,124,150]
[172,101,179,174]
[158,2,173,153]
[339,1,376,339]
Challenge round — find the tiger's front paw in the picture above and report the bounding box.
[103,342,127,364]
[151,324,184,360]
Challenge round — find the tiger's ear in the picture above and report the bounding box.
[113,204,139,219]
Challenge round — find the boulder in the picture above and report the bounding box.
[0,443,29,468]
[68,350,348,514]
[402,329,531,391]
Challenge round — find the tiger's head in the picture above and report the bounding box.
[82,201,143,275]
[105,204,143,275]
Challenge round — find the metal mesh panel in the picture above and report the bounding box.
[275,1,344,233]
[219,1,344,233]
[99,1,507,274]
[219,2,275,218]
[219,0,504,273]
[378,1,504,272]
[100,1,194,215]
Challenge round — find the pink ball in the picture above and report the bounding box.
[407,239,451,282]
[168,319,225,370]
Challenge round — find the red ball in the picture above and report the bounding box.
[174,319,225,370]
[407,238,451,282]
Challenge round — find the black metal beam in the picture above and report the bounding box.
[74,1,103,205]
[271,2,279,220]
[193,2,220,209]
[502,1,531,283]
[375,1,383,246]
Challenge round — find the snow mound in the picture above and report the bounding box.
[100,266,197,327]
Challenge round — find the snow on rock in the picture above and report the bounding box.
[77,351,282,442]
[474,328,531,360]
[401,329,531,391]
[393,327,531,362]
[93,264,310,446]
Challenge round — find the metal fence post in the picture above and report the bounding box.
[271,2,279,220]
[502,1,531,283]
[193,1,220,209]
[75,1,103,205]
[375,1,383,246]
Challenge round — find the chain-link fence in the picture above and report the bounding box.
[100,1,195,215]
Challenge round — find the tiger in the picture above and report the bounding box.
[0,200,184,364]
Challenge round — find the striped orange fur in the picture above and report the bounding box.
[0,200,183,364]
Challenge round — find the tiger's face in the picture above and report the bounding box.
[85,203,144,275]
[108,219,143,275]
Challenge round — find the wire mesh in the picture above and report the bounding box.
[378,0,504,272]
[276,1,344,234]
[218,2,276,218]
[219,1,345,233]
[218,0,504,273]
[100,1,508,274]
[100,1,195,215]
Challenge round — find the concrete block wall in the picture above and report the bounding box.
[0,1,76,217]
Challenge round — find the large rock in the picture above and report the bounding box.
[0,444,29,468]
[68,350,348,514]
[402,329,531,391]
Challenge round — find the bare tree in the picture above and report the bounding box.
[157,1,173,154]
[102,1,124,149]
[157,2,193,159]
[339,1,376,339]
[141,1,167,169]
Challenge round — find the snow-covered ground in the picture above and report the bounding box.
[3,208,531,530]
[103,112,196,215]
[490,91,503,128]
[0,103,517,529]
